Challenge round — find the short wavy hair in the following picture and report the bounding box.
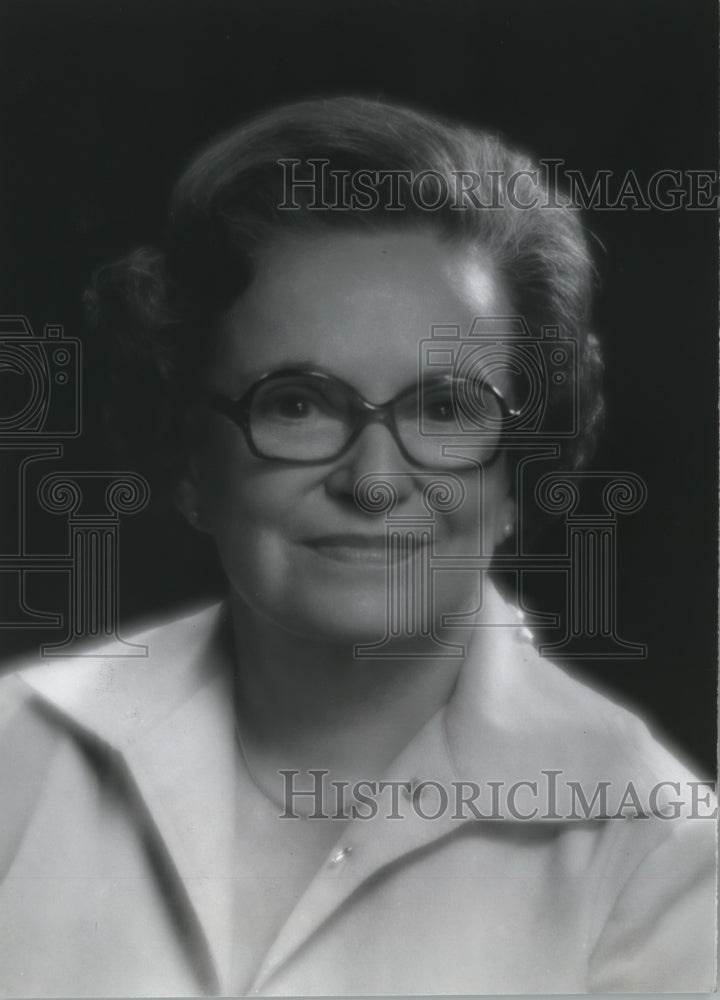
[85,95,603,522]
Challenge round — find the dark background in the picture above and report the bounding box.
[0,0,717,773]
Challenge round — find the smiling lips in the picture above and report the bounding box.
[300,533,431,564]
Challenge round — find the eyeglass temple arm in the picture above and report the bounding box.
[205,391,251,429]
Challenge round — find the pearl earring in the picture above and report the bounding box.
[188,510,200,526]
[503,521,514,538]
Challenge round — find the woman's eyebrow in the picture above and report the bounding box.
[209,362,320,397]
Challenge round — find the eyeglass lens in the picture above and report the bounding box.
[248,374,503,464]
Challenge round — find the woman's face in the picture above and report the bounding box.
[184,229,517,644]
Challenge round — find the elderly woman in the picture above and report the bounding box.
[0,97,715,997]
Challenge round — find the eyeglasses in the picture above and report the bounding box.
[205,369,516,468]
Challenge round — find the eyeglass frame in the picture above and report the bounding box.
[204,367,518,468]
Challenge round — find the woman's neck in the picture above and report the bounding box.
[227,594,466,806]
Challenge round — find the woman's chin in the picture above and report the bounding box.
[229,554,481,648]
[275,594,400,647]
[243,584,474,650]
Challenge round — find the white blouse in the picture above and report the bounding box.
[0,583,715,995]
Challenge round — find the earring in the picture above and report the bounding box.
[503,521,514,538]
[188,510,200,526]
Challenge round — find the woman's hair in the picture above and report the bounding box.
[85,95,604,519]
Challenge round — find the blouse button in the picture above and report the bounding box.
[328,845,353,866]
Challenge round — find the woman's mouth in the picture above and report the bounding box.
[299,533,431,565]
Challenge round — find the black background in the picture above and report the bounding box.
[0,0,717,773]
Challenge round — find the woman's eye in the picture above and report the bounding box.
[424,395,456,422]
[271,392,319,419]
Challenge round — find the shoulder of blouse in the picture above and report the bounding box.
[0,599,228,750]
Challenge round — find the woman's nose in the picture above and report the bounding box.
[323,422,416,504]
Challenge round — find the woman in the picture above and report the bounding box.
[0,96,715,996]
